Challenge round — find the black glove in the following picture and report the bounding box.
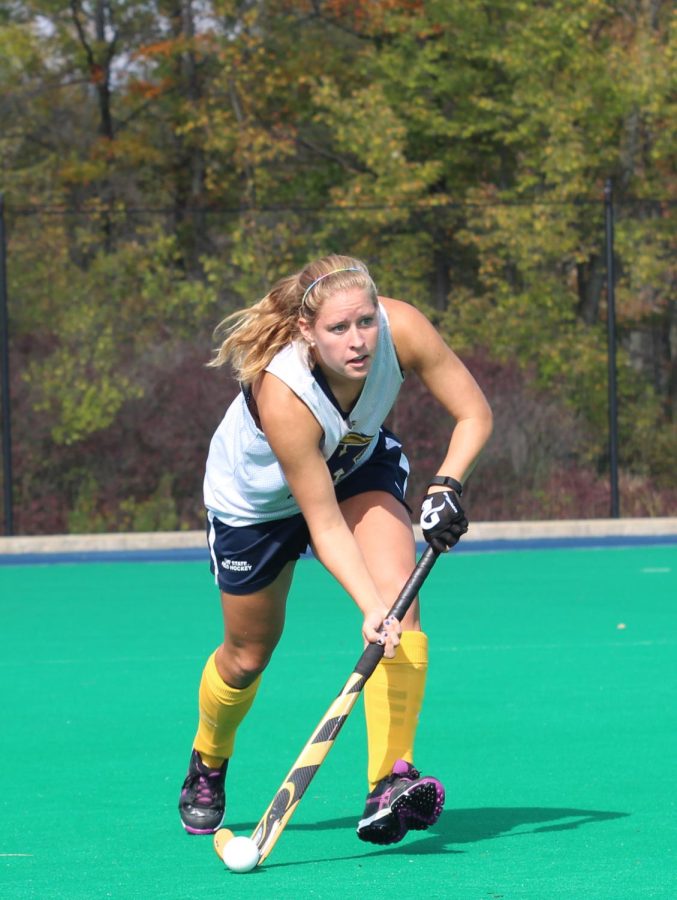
[420,487,468,552]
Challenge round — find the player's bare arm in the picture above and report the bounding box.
[254,371,398,649]
[381,296,493,485]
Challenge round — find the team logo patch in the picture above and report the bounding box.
[329,432,373,484]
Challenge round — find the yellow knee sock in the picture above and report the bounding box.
[193,651,261,766]
[364,631,428,790]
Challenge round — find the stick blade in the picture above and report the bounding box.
[213,828,234,862]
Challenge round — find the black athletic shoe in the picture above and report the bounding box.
[356,759,445,845]
[178,749,228,834]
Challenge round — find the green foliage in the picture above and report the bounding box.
[1,0,675,532]
[11,218,221,444]
[68,473,180,533]
[118,474,180,532]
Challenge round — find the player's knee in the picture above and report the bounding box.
[224,646,272,688]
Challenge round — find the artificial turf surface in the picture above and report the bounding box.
[1,544,675,898]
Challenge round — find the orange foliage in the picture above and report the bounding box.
[324,0,422,13]
[278,0,423,30]
[89,63,106,85]
[127,78,170,99]
[136,39,182,59]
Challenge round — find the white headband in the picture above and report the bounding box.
[300,267,364,305]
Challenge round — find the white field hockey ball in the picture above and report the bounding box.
[222,835,260,873]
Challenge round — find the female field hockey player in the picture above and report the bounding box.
[179,254,493,844]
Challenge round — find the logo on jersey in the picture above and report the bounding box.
[328,431,373,484]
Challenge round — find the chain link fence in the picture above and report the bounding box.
[1,191,675,535]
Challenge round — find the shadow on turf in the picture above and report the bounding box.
[229,806,629,868]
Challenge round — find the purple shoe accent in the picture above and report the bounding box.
[392,775,445,831]
[356,759,445,846]
[178,749,228,835]
[182,822,220,836]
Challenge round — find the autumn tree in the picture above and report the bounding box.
[0,0,674,532]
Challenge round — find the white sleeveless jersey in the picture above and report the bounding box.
[204,302,404,525]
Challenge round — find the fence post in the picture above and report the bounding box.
[604,179,620,518]
[0,195,13,536]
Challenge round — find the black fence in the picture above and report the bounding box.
[1,186,674,535]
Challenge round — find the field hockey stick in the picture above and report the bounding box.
[214,544,440,867]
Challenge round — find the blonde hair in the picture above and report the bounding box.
[209,254,377,382]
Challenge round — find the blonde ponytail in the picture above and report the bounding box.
[209,255,377,383]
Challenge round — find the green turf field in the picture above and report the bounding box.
[1,545,675,899]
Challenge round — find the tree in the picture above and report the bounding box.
[1,0,674,532]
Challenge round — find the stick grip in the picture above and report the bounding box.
[354,545,439,678]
